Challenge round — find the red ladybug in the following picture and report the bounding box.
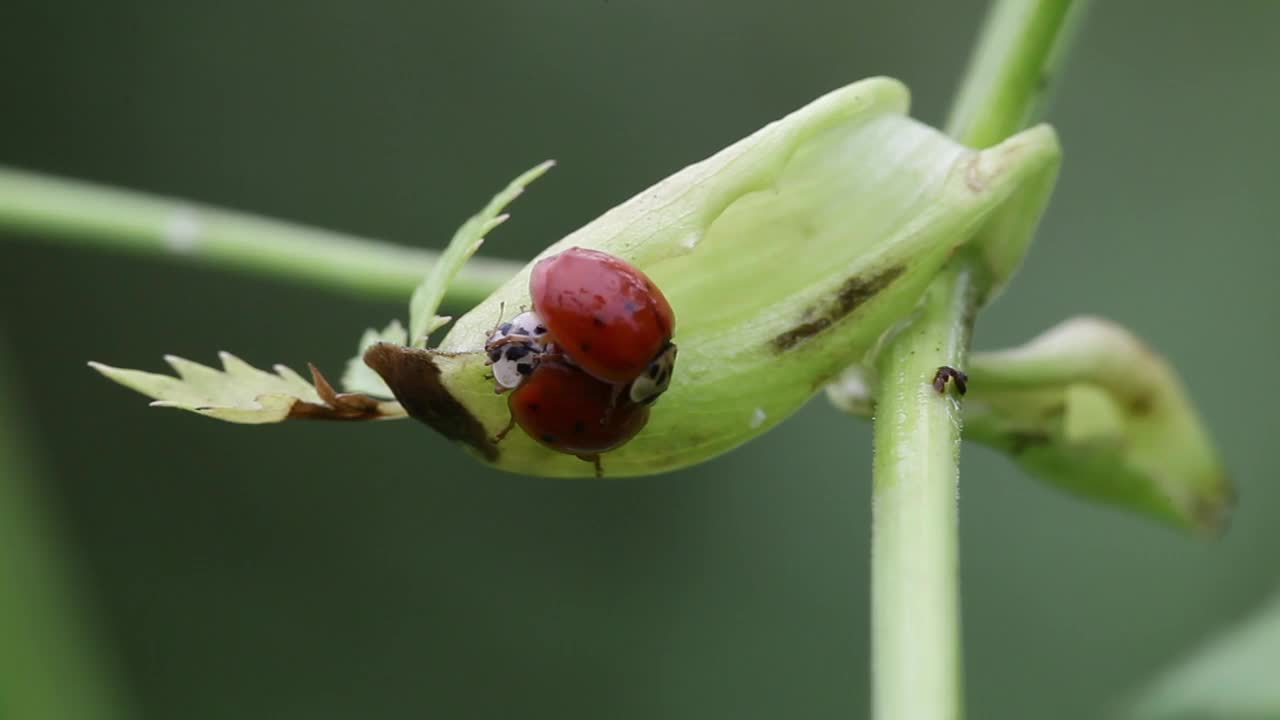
[530,247,676,401]
[493,358,650,476]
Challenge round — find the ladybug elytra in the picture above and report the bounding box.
[530,247,676,393]
[493,358,651,476]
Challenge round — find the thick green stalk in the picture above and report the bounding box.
[869,1,1085,718]
[871,254,982,720]
[0,166,523,303]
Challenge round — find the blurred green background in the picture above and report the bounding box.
[2,1,1278,718]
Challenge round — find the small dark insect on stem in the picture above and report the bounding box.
[932,366,968,396]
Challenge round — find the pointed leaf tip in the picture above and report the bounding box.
[90,353,407,424]
[406,160,554,344]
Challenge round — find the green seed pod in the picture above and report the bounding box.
[369,77,1061,477]
[828,316,1232,534]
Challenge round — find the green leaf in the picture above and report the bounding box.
[90,353,404,423]
[406,160,554,346]
[376,77,1061,477]
[1126,592,1280,719]
[89,161,554,425]
[828,316,1232,533]
[341,319,407,397]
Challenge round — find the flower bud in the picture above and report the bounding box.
[378,77,1061,477]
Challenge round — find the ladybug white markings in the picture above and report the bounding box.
[484,310,550,392]
[627,342,678,405]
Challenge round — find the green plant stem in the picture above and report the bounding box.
[945,0,1086,148]
[871,252,982,720]
[869,1,1086,719]
[0,166,523,303]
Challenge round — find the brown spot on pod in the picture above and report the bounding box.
[771,265,906,351]
[363,342,497,460]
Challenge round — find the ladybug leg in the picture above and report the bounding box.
[576,453,604,478]
[491,414,517,444]
[931,366,968,396]
[484,372,509,395]
[488,334,550,355]
[485,335,521,353]
[539,348,569,364]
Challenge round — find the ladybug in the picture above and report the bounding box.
[493,358,650,477]
[530,247,676,403]
[484,309,549,392]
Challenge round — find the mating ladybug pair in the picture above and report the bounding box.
[484,247,678,474]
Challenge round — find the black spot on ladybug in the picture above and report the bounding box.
[527,402,540,413]
[541,433,556,444]
[592,314,607,327]
[771,265,906,351]
[579,342,592,354]
[572,420,585,434]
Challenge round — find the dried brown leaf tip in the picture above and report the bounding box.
[284,364,402,421]
[90,352,405,424]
